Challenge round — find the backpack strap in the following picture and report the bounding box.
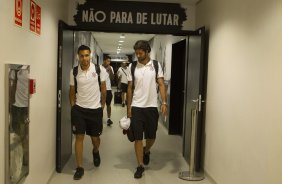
[131,60,159,85]
[73,66,78,93]
[121,68,127,76]
[95,64,101,87]
[73,64,101,93]
[131,61,138,89]
[152,60,159,83]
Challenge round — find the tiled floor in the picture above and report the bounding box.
[48,95,211,184]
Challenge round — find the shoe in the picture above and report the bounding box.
[143,148,150,165]
[93,150,101,167]
[122,103,125,107]
[73,167,84,180]
[134,165,144,179]
[107,119,113,126]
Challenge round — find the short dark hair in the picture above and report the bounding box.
[133,40,151,53]
[77,45,91,54]
[104,55,111,60]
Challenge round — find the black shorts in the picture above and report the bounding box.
[106,90,113,106]
[120,83,128,93]
[131,107,159,140]
[11,105,28,137]
[71,105,103,136]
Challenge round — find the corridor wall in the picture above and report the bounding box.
[196,0,282,183]
[0,0,68,183]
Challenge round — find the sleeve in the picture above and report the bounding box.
[127,64,132,81]
[70,69,74,86]
[157,62,164,78]
[99,65,107,82]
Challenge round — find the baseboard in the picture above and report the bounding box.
[46,169,56,184]
[204,169,218,184]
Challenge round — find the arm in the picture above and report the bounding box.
[127,81,133,117]
[100,81,106,110]
[69,85,76,107]
[157,78,168,116]
[108,66,114,80]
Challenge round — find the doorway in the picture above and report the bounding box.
[56,21,207,173]
[169,39,186,135]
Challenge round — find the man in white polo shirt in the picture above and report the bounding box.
[127,40,168,179]
[101,55,114,126]
[69,45,107,180]
[117,61,129,107]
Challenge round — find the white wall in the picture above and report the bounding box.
[0,0,68,183]
[150,35,186,80]
[196,0,282,183]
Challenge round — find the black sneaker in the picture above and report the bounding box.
[122,103,125,107]
[107,119,113,126]
[73,167,84,180]
[134,165,144,179]
[93,151,101,167]
[143,149,150,165]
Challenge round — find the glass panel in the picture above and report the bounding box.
[7,64,30,184]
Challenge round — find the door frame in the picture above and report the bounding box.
[169,39,187,135]
[56,21,75,172]
[182,27,208,171]
[56,20,207,171]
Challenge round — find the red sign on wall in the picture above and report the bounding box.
[30,0,36,32]
[15,0,23,26]
[36,4,41,35]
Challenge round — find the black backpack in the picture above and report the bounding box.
[131,60,159,87]
[73,64,101,93]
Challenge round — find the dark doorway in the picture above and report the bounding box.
[169,39,186,135]
[56,26,74,172]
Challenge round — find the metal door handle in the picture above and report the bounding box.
[192,95,205,112]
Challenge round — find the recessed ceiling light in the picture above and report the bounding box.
[120,34,125,39]
[118,40,124,43]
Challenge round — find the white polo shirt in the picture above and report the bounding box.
[117,67,129,84]
[70,62,106,109]
[100,65,114,90]
[127,60,163,108]
[10,69,29,107]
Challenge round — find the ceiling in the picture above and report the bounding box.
[92,32,155,55]
[91,0,200,56]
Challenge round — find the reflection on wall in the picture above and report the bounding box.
[151,35,186,81]
[6,64,30,184]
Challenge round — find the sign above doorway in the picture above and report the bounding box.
[73,0,188,33]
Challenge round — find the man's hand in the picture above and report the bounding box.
[160,104,168,116]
